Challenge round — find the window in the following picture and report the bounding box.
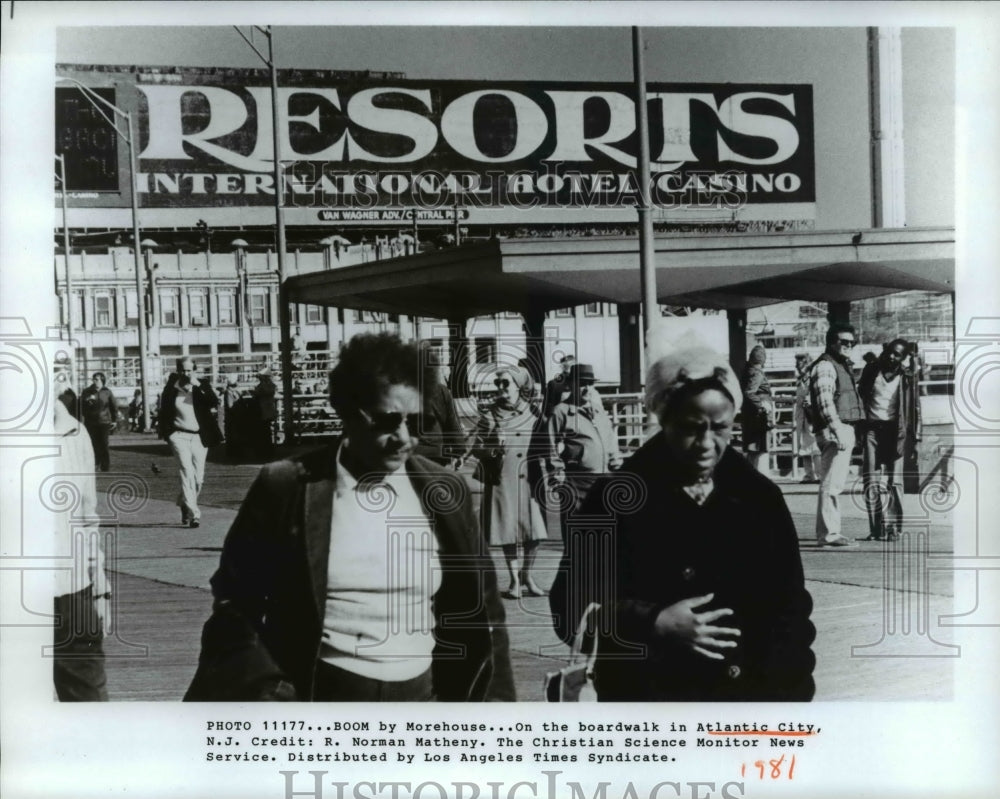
[160,291,179,326]
[124,290,139,327]
[217,292,235,326]
[288,304,298,324]
[249,292,269,326]
[306,304,324,323]
[189,292,208,325]
[94,294,113,328]
[605,303,618,317]
[554,307,573,318]
[72,291,85,328]
[584,302,601,317]
[474,337,496,365]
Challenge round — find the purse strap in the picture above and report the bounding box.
[569,602,601,668]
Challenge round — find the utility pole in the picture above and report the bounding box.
[235,25,295,444]
[633,27,658,340]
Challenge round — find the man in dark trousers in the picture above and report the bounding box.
[808,323,864,548]
[857,338,922,541]
[80,372,117,472]
[185,333,514,702]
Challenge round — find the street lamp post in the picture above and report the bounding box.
[140,237,159,354]
[232,238,250,356]
[632,27,659,341]
[57,76,152,433]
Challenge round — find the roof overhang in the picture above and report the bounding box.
[285,227,954,318]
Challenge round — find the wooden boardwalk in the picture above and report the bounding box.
[103,559,954,703]
[97,438,956,702]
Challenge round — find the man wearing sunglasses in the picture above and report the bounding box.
[186,333,514,702]
[808,323,864,548]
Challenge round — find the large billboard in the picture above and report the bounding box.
[56,65,815,223]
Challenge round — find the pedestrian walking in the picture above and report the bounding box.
[252,367,278,459]
[472,364,548,599]
[52,383,110,700]
[80,372,117,472]
[127,389,144,432]
[545,363,622,542]
[857,339,922,541]
[416,362,466,467]
[740,344,773,474]
[157,358,222,528]
[808,323,864,548]
[184,332,514,702]
[550,345,815,701]
[793,353,821,483]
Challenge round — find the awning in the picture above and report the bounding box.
[285,227,954,318]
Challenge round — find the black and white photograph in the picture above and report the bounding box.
[1,2,998,798]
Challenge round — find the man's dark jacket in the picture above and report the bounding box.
[184,445,515,702]
[157,381,222,448]
[549,435,816,702]
[81,384,117,426]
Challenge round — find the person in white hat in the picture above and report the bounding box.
[549,345,815,701]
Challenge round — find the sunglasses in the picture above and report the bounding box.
[358,409,425,435]
[494,379,511,389]
[837,339,856,346]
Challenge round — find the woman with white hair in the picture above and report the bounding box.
[549,346,815,701]
[472,364,548,599]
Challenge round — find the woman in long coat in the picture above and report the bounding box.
[550,346,815,701]
[740,343,773,473]
[472,365,548,599]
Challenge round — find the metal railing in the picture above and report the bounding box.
[80,353,954,451]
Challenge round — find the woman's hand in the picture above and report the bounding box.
[652,593,741,660]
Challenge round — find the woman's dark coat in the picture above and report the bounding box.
[550,435,816,701]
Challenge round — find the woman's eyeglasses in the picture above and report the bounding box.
[358,409,425,435]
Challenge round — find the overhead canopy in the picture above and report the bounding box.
[285,227,954,318]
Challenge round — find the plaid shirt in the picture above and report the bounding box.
[810,357,852,448]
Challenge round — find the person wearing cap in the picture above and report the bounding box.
[157,357,222,527]
[549,346,815,701]
[185,333,514,702]
[545,363,622,542]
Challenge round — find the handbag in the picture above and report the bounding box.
[473,449,504,485]
[472,409,505,485]
[544,603,600,702]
